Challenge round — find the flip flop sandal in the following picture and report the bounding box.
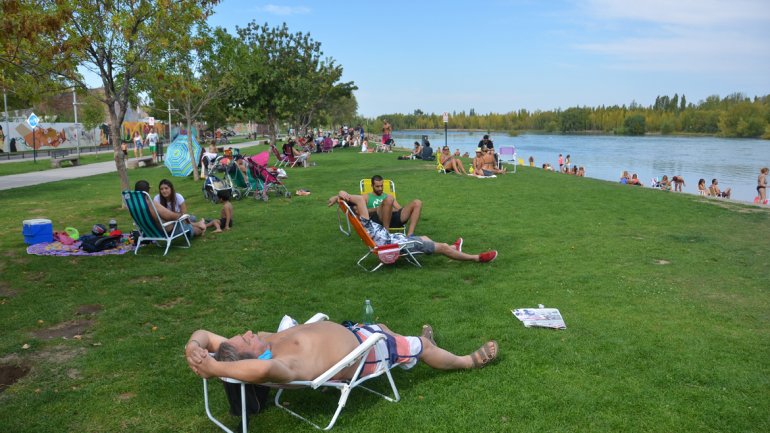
[421,325,436,346]
[470,340,498,368]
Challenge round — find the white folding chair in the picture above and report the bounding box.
[202,313,402,432]
[498,146,517,173]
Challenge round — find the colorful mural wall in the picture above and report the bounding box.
[1,121,168,152]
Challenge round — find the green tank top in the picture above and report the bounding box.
[367,192,386,208]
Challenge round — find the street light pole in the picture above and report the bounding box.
[72,89,81,157]
[3,88,8,151]
[167,99,172,143]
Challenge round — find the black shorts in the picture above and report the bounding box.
[370,209,404,228]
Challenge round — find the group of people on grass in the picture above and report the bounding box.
[176,137,762,425]
[397,134,509,177]
[625,172,734,198]
[134,178,234,237]
[185,173,500,395]
[615,166,769,204]
[536,153,585,176]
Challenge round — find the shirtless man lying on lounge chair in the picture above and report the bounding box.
[185,321,498,383]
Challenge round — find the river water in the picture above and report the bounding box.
[392,130,769,203]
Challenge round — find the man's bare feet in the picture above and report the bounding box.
[469,340,498,368]
[421,324,436,346]
[213,229,223,233]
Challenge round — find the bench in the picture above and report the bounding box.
[50,149,80,168]
[127,156,156,169]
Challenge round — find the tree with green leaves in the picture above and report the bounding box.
[1,0,219,192]
[623,114,646,135]
[234,22,355,144]
[145,25,239,180]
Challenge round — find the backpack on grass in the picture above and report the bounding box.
[79,234,122,253]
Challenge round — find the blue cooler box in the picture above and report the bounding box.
[23,219,53,245]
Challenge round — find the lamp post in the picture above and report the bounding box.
[72,89,81,157]
[3,88,9,152]
[163,99,178,162]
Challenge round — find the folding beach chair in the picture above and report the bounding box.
[436,158,446,174]
[359,179,405,235]
[269,144,291,167]
[202,313,402,432]
[228,164,254,200]
[121,190,191,256]
[290,151,309,168]
[498,146,517,173]
[337,199,422,272]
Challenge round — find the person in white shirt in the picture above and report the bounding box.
[145,127,159,163]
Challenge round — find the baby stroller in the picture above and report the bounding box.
[224,157,253,200]
[202,172,232,204]
[246,152,291,201]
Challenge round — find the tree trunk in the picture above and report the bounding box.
[187,116,200,181]
[109,112,130,194]
[268,116,278,148]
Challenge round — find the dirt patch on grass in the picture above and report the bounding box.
[0,281,17,298]
[117,392,136,401]
[25,271,47,282]
[155,297,184,309]
[654,259,671,265]
[76,304,103,315]
[32,319,94,340]
[0,363,31,394]
[32,346,87,364]
[2,250,18,258]
[128,275,164,284]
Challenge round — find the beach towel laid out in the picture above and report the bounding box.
[26,235,134,257]
[471,174,497,179]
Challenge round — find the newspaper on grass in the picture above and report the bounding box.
[512,304,566,329]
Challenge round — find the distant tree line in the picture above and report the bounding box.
[361,93,770,139]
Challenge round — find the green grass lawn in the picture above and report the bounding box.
[0,148,768,433]
[0,136,254,177]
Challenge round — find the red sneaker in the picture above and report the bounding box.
[479,251,498,263]
[452,237,464,252]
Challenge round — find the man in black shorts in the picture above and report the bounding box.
[336,175,423,236]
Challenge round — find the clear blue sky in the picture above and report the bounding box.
[209,0,770,117]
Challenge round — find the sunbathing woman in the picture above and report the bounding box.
[697,178,710,196]
[659,175,672,191]
[440,146,468,175]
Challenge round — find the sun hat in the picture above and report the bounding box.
[475,148,482,153]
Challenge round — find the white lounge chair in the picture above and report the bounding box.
[202,313,402,432]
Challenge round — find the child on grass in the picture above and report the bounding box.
[206,190,233,233]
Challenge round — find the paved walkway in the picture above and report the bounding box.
[0,141,262,191]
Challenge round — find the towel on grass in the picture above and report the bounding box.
[26,235,134,256]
